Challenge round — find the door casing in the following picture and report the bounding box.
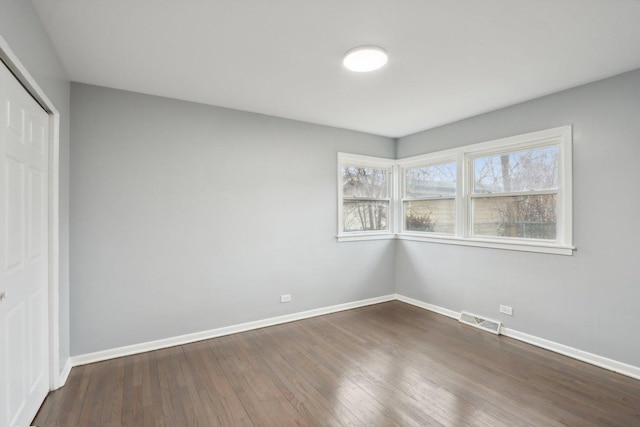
[0,35,63,390]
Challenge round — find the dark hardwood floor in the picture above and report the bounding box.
[34,301,640,426]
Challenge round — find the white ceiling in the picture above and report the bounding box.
[31,0,640,138]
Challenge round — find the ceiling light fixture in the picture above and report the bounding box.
[343,46,388,72]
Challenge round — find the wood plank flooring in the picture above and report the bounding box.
[34,301,640,426]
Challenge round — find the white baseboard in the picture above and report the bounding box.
[54,358,72,389]
[71,294,396,367]
[396,294,640,381]
[500,327,640,381]
[68,293,640,383]
[394,294,460,319]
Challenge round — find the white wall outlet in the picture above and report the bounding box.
[499,305,513,315]
[280,294,291,303]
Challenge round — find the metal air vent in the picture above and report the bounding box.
[459,311,502,335]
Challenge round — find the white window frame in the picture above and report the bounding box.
[397,126,573,255]
[399,155,458,237]
[338,126,574,255]
[337,153,396,241]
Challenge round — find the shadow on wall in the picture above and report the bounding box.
[395,240,442,304]
[332,239,396,302]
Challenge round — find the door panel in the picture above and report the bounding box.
[5,304,26,424]
[29,167,45,260]
[0,59,49,427]
[28,287,47,392]
[5,156,24,272]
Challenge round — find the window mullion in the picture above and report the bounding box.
[392,163,400,234]
[470,189,558,199]
[401,196,456,202]
[458,151,468,238]
[343,197,391,201]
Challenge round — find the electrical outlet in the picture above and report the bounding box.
[280,294,291,303]
[499,305,513,315]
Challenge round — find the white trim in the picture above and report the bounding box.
[558,125,573,246]
[56,359,72,389]
[47,114,61,389]
[397,234,575,256]
[391,163,400,233]
[464,130,572,246]
[501,328,640,381]
[470,189,558,199]
[339,127,574,256]
[0,37,63,390]
[397,294,640,381]
[394,294,459,319]
[71,294,396,367]
[399,157,457,236]
[337,233,395,242]
[337,152,395,238]
[458,126,571,249]
[66,294,640,383]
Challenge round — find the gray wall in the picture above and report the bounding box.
[0,0,71,372]
[70,83,396,356]
[396,69,640,367]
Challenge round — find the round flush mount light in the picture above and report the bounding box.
[343,46,388,72]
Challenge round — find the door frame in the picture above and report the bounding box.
[0,35,63,390]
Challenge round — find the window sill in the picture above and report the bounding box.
[397,233,575,256]
[337,231,575,255]
[337,233,396,242]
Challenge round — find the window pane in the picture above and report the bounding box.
[342,166,388,198]
[404,199,455,234]
[343,200,388,232]
[405,162,456,198]
[473,146,558,194]
[472,194,557,239]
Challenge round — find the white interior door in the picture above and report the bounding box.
[0,60,50,427]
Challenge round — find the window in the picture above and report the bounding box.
[402,160,456,234]
[338,153,394,240]
[470,145,559,240]
[338,126,573,254]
